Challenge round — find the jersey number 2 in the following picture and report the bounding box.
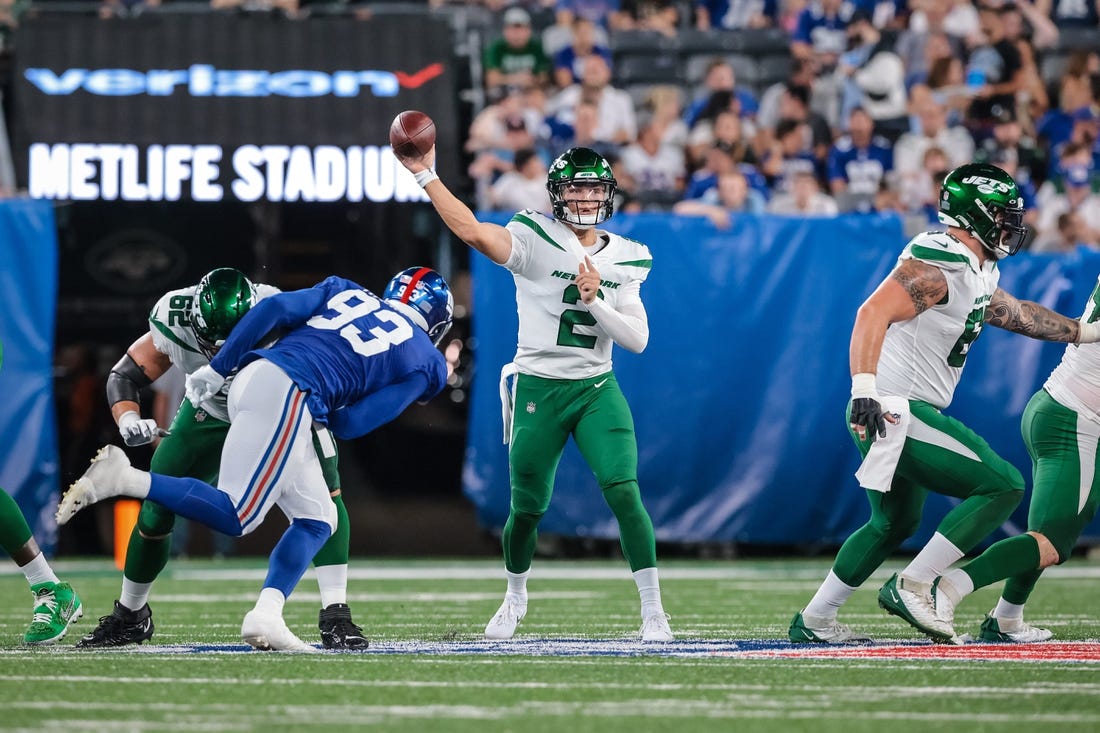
[307,289,413,356]
[557,284,602,349]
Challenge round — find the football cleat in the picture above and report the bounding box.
[23,582,83,645]
[878,573,957,642]
[639,612,674,642]
[76,601,154,648]
[241,609,319,653]
[318,603,368,650]
[57,445,136,525]
[484,595,526,640]
[978,613,1053,643]
[788,611,871,644]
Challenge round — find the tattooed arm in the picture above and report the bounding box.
[850,259,948,375]
[985,288,1081,342]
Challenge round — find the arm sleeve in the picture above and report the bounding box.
[325,372,431,440]
[209,284,331,375]
[582,280,649,353]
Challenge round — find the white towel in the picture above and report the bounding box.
[499,363,519,445]
[854,396,911,493]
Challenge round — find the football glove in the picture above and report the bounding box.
[118,410,160,447]
[185,365,226,408]
[850,397,887,442]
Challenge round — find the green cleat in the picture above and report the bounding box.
[23,581,83,645]
[788,611,871,644]
[978,613,1053,643]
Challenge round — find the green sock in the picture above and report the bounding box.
[832,523,901,587]
[123,525,171,584]
[0,490,33,556]
[502,509,539,574]
[960,534,1041,590]
[1002,567,1044,605]
[313,494,350,567]
[604,482,657,572]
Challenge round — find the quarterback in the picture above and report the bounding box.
[789,163,1100,644]
[395,143,673,642]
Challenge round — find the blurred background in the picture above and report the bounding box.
[1,0,1099,563]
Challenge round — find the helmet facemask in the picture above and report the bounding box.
[191,268,257,358]
[549,180,616,228]
[938,163,1029,259]
[383,267,454,346]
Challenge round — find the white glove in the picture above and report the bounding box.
[118,410,160,447]
[1077,318,1100,344]
[185,365,226,408]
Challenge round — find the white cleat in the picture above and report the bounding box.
[788,611,872,644]
[484,596,526,640]
[979,613,1054,643]
[56,445,135,526]
[640,612,674,642]
[878,573,957,642]
[241,609,318,652]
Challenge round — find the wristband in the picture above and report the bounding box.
[1078,319,1100,344]
[118,410,140,428]
[414,169,439,187]
[851,372,878,399]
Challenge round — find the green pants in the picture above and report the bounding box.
[503,371,657,573]
[833,400,1024,586]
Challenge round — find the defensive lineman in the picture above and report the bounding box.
[395,142,673,642]
[59,270,452,650]
[789,163,1100,644]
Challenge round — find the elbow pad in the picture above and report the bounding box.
[106,353,153,407]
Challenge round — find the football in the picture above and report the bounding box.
[389,110,436,159]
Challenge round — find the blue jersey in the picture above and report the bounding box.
[210,276,447,440]
[826,135,894,194]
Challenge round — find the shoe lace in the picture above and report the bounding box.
[331,616,365,638]
[30,591,59,625]
[641,612,671,632]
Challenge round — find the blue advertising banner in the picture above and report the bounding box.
[0,199,60,554]
[463,212,1100,549]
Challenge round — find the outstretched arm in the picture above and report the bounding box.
[985,288,1097,342]
[394,146,514,265]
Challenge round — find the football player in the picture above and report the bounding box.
[789,163,1100,644]
[931,277,1100,642]
[77,269,365,650]
[394,143,673,642]
[58,270,452,651]
[0,339,84,644]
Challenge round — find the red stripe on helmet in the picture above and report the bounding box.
[401,267,432,304]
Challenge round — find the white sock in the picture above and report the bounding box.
[119,579,154,611]
[255,587,287,616]
[315,564,348,608]
[505,570,529,603]
[937,569,974,605]
[633,567,665,618]
[21,553,59,587]
[993,598,1025,620]
[803,570,858,620]
[902,532,964,583]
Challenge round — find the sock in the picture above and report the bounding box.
[901,532,964,583]
[147,474,243,536]
[119,579,154,611]
[936,569,974,607]
[315,563,348,607]
[263,518,332,598]
[21,553,59,587]
[633,567,664,618]
[312,494,350,567]
[993,597,1025,620]
[505,569,530,603]
[124,528,171,584]
[958,534,1041,590]
[502,510,540,574]
[604,482,658,570]
[803,570,859,620]
[1002,567,1044,605]
[255,586,286,616]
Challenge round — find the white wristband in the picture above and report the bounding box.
[1078,319,1100,344]
[118,410,140,428]
[414,169,439,187]
[851,372,878,399]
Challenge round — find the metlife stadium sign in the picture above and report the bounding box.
[13,14,459,203]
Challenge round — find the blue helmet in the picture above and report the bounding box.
[383,267,454,346]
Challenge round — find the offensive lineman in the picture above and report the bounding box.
[77,269,366,650]
[789,163,1100,644]
[59,269,452,651]
[395,143,673,642]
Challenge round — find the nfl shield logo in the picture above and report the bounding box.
[526,402,536,414]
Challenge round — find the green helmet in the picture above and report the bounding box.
[546,147,617,228]
[191,268,257,356]
[938,163,1028,257]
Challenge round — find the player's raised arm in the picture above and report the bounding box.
[985,287,1100,343]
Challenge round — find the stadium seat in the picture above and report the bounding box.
[1055,26,1100,52]
[1039,52,1070,85]
[684,53,760,86]
[757,55,793,87]
[678,28,746,54]
[614,54,684,86]
[610,29,681,55]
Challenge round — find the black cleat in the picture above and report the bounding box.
[318,603,368,650]
[75,600,154,648]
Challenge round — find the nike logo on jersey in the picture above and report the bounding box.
[593,379,608,389]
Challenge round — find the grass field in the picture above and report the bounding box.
[1,557,1099,733]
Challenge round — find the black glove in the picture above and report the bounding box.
[850,397,887,442]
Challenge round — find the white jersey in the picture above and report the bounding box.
[876,231,1000,409]
[148,283,280,421]
[503,210,652,379]
[1044,277,1100,419]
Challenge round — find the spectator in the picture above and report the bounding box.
[554,0,634,31]
[684,58,759,129]
[1034,210,1091,252]
[674,168,767,228]
[488,147,554,212]
[760,117,820,192]
[895,94,975,187]
[467,86,544,206]
[974,104,1044,203]
[484,7,552,95]
[618,114,686,205]
[620,0,681,35]
[767,170,840,214]
[687,107,756,168]
[790,0,853,73]
[838,11,909,141]
[1001,1,1053,125]
[772,82,833,162]
[1033,141,1100,251]
[547,54,637,144]
[694,0,779,29]
[827,107,894,195]
[964,3,1024,135]
[1037,61,1097,174]
[643,85,690,150]
[552,16,613,88]
[896,0,966,82]
[757,58,816,131]
[544,97,622,161]
[683,144,736,199]
[920,56,972,127]
[1035,0,1100,28]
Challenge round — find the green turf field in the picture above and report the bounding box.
[2,557,1098,732]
